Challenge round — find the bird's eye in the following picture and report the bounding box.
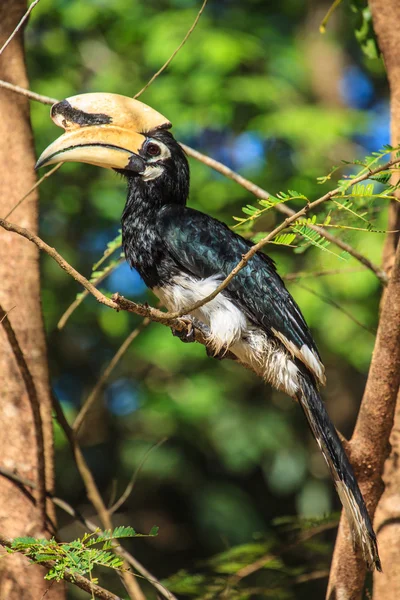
[146,142,161,157]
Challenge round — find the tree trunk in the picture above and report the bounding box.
[326,2,400,598]
[369,1,400,598]
[0,2,64,598]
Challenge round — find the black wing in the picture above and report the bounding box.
[157,205,324,380]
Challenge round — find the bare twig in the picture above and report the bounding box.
[73,318,151,433]
[0,466,178,600]
[0,533,122,600]
[283,267,365,281]
[134,0,208,99]
[319,0,344,33]
[0,79,56,104]
[4,163,62,220]
[0,0,43,58]
[51,395,145,600]
[294,282,376,335]
[110,437,168,515]
[0,304,47,531]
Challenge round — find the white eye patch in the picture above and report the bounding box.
[141,139,171,180]
[145,139,171,162]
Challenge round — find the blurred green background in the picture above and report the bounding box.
[26,0,388,597]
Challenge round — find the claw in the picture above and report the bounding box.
[171,319,195,343]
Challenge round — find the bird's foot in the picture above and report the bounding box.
[171,318,196,343]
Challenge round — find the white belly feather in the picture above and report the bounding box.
[153,273,317,398]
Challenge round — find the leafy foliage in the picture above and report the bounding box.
[8,526,157,583]
[163,515,336,599]
[231,145,400,258]
[350,0,380,59]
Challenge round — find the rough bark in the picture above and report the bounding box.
[327,2,400,598]
[0,2,64,598]
[369,1,400,598]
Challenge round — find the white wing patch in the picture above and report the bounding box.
[271,328,325,386]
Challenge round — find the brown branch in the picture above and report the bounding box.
[181,144,389,286]
[0,0,43,58]
[0,534,122,600]
[326,233,400,597]
[134,0,208,99]
[0,79,56,104]
[73,318,151,433]
[51,396,145,600]
[0,304,47,532]
[0,467,178,600]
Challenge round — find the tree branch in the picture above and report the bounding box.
[0,304,47,532]
[73,318,151,434]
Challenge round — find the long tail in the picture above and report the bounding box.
[296,370,381,571]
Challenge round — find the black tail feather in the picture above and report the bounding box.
[296,370,381,571]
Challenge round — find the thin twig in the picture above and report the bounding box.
[134,0,208,99]
[73,318,151,433]
[294,282,377,335]
[0,0,43,58]
[0,533,122,600]
[0,304,47,532]
[0,79,56,104]
[0,466,178,600]
[4,163,62,220]
[319,0,344,33]
[283,267,365,281]
[110,437,168,515]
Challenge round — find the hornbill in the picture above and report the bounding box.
[37,92,381,570]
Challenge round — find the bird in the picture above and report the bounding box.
[36,92,381,571]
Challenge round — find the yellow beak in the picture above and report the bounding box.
[36,92,171,172]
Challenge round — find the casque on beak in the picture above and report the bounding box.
[35,93,171,173]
